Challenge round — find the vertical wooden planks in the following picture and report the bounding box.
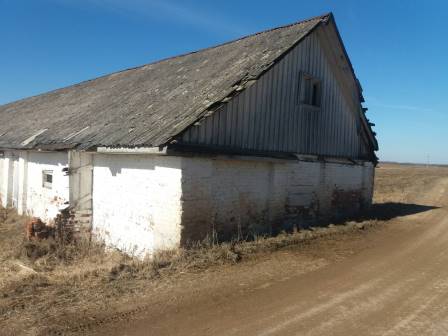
[179,28,370,160]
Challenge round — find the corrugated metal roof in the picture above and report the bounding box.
[0,14,331,150]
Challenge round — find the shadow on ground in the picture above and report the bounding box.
[358,202,439,222]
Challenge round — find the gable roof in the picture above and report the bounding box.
[0,13,376,153]
[0,14,328,150]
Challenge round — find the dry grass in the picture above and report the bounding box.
[1,163,448,335]
[374,163,448,204]
[0,213,375,335]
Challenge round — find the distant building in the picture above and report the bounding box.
[0,13,377,255]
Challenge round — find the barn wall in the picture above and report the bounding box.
[89,153,372,255]
[0,151,9,208]
[2,151,20,209]
[69,151,94,237]
[180,26,371,160]
[180,156,374,243]
[0,150,69,220]
[24,152,69,222]
[91,154,183,256]
[1,149,375,256]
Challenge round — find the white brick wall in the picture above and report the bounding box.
[92,154,183,256]
[0,150,69,221]
[1,149,374,256]
[24,152,69,222]
[0,151,19,208]
[0,153,8,208]
[84,154,374,254]
[180,158,279,242]
[180,156,374,242]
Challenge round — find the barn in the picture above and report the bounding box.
[0,13,377,255]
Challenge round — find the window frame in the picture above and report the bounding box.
[42,170,53,189]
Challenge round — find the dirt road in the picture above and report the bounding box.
[95,174,448,336]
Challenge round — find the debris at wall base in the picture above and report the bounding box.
[25,218,54,241]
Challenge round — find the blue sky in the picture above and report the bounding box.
[1,0,447,164]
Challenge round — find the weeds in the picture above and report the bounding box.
[1,206,374,291]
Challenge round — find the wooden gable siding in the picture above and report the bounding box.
[178,24,371,160]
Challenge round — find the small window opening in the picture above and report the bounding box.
[300,74,322,108]
[42,170,53,189]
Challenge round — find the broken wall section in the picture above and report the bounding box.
[68,151,93,239]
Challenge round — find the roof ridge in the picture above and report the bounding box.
[0,13,331,108]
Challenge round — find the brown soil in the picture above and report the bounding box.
[2,163,448,335]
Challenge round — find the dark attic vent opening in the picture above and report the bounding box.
[299,73,322,108]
